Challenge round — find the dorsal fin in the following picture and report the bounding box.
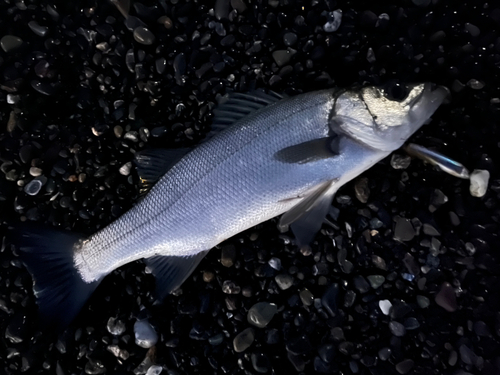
[134,148,191,195]
[210,89,284,132]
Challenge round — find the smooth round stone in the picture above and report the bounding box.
[283,32,298,46]
[208,333,224,345]
[221,244,236,267]
[435,282,457,312]
[286,336,312,355]
[379,300,392,315]
[29,167,42,177]
[251,352,271,373]
[321,283,339,316]
[318,343,335,363]
[394,217,415,241]
[367,275,385,289]
[272,49,295,66]
[299,288,314,306]
[1,35,23,52]
[145,365,162,375]
[469,169,489,197]
[275,274,293,290]
[416,295,430,308]
[247,302,277,328]
[28,21,49,37]
[396,359,414,374]
[107,317,126,335]
[233,327,255,352]
[354,177,370,203]
[133,26,155,45]
[134,319,158,348]
[389,321,406,337]
[268,257,281,270]
[24,179,42,196]
[378,347,391,361]
[119,162,132,176]
[222,280,241,294]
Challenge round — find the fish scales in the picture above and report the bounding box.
[75,89,380,281]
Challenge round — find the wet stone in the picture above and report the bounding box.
[354,177,370,203]
[394,217,415,241]
[268,257,281,270]
[299,288,314,306]
[318,343,335,363]
[133,26,155,45]
[231,0,247,13]
[404,317,420,330]
[423,223,440,236]
[389,321,406,336]
[353,275,370,293]
[251,352,271,374]
[283,32,298,46]
[145,365,162,375]
[221,244,236,267]
[247,302,277,328]
[470,169,489,197]
[379,300,392,315]
[272,49,295,67]
[134,319,158,348]
[435,282,457,312]
[275,274,293,290]
[473,321,491,337]
[1,35,23,52]
[429,189,448,212]
[396,359,414,374]
[367,275,385,289]
[287,353,305,372]
[286,335,312,355]
[24,179,43,196]
[323,10,342,32]
[416,295,430,308]
[391,154,411,169]
[459,344,479,365]
[222,280,240,294]
[378,347,391,361]
[233,327,254,352]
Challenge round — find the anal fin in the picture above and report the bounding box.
[144,251,209,302]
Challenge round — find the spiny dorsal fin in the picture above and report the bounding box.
[134,148,191,195]
[209,89,284,134]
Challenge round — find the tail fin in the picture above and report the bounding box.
[11,224,101,330]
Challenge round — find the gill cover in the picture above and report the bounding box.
[332,83,448,151]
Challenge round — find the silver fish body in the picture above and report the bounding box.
[16,83,448,329]
[75,83,447,283]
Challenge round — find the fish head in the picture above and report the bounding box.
[333,82,449,151]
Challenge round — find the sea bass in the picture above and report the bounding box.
[15,83,448,329]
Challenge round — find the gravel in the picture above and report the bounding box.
[0,0,499,374]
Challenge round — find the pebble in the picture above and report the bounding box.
[299,288,314,306]
[221,244,236,267]
[134,319,158,348]
[233,327,255,352]
[268,257,281,270]
[24,179,43,196]
[28,21,49,37]
[275,274,293,290]
[389,321,406,336]
[283,32,298,46]
[394,217,415,242]
[391,153,411,169]
[323,10,342,32]
[318,343,335,363]
[367,275,385,289]
[272,49,295,67]
[353,275,370,293]
[222,280,241,294]
[435,282,457,312]
[145,365,163,375]
[1,35,23,52]
[395,359,414,374]
[133,26,155,45]
[286,335,312,355]
[119,162,132,176]
[416,295,430,308]
[251,352,271,373]
[354,177,370,203]
[379,300,392,315]
[469,169,489,197]
[247,302,277,328]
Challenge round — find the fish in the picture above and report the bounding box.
[14,82,448,329]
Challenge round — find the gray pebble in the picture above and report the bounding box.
[233,327,255,352]
[435,282,457,312]
[367,275,385,289]
[133,26,155,45]
[24,179,43,196]
[28,21,49,37]
[394,217,415,242]
[1,35,23,52]
[247,302,277,328]
[395,359,414,374]
[275,274,293,290]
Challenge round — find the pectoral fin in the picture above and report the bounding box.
[279,180,338,246]
[274,136,340,165]
[144,251,209,302]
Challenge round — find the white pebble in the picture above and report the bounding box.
[469,169,489,197]
[379,299,392,315]
[146,365,163,375]
[134,319,158,348]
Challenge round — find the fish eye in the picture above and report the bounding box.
[383,81,409,101]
